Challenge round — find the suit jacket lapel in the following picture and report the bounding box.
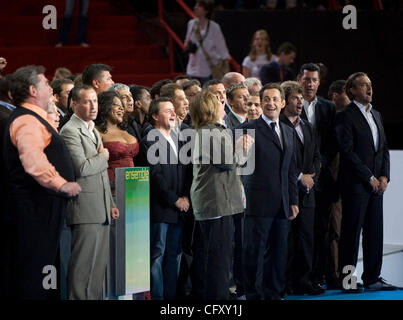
[72,115,97,145]
[257,117,282,151]
[352,103,376,151]
[371,109,383,151]
[301,121,310,169]
[301,108,308,122]
[94,127,102,149]
[314,98,322,126]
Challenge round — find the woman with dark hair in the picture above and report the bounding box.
[95,91,139,192]
[184,0,230,84]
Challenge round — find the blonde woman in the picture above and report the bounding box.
[189,90,253,300]
[242,29,276,79]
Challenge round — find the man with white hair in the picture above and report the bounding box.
[245,77,262,95]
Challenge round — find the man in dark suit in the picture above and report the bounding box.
[225,83,249,129]
[297,63,338,288]
[141,97,190,300]
[280,81,323,295]
[242,83,299,300]
[259,42,296,85]
[335,72,397,292]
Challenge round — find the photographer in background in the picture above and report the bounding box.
[184,0,230,85]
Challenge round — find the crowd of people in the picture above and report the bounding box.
[0,59,398,300]
[0,0,399,302]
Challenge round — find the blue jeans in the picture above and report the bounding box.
[150,221,183,300]
[57,0,89,44]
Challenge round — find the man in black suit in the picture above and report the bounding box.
[242,83,299,300]
[259,42,296,85]
[141,97,191,300]
[226,83,249,129]
[297,63,338,288]
[280,81,323,295]
[335,72,397,292]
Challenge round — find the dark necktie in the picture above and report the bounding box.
[270,122,282,149]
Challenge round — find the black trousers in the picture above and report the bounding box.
[232,212,245,296]
[286,206,315,289]
[193,216,234,300]
[243,213,290,300]
[339,191,383,286]
[8,195,66,300]
[176,210,195,297]
[311,189,334,284]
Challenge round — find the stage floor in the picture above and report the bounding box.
[286,289,403,300]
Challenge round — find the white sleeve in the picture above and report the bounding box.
[213,22,230,59]
[185,19,194,42]
[242,56,252,68]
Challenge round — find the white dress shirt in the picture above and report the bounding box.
[354,100,379,152]
[165,133,178,158]
[303,96,317,126]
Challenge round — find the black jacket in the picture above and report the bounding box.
[259,61,296,85]
[140,128,190,224]
[280,114,321,208]
[335,102,390,194]
[241,116,298,218]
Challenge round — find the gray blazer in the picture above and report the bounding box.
[60,114,114,225]
[191,123,244,220]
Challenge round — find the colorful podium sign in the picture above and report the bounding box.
[114,167,150,295]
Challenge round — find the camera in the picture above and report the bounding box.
[185,41,198,54]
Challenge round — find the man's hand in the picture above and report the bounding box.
[235,134,255,153]
[182,196,190,212]
[175,197,189,212]
[0,57,7,72]
[60,182,81,197]
[377,176,388,194]
[111,207,119,219]
[98,144,109,161]
[288,205,299,221]
[300,173,315,190]
[369,176,380,193]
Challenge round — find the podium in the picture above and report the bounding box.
[110,167,150,296]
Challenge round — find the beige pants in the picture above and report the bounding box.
[67,223,110,300]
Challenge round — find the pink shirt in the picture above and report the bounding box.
[9,103,67,191]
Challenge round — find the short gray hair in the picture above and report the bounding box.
[108,83,130,93]
[245,77,262,89]
[226,83,248,100]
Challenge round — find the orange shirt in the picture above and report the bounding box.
[9,103,67,191]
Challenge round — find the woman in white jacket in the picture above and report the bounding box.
[184,0,230,85]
